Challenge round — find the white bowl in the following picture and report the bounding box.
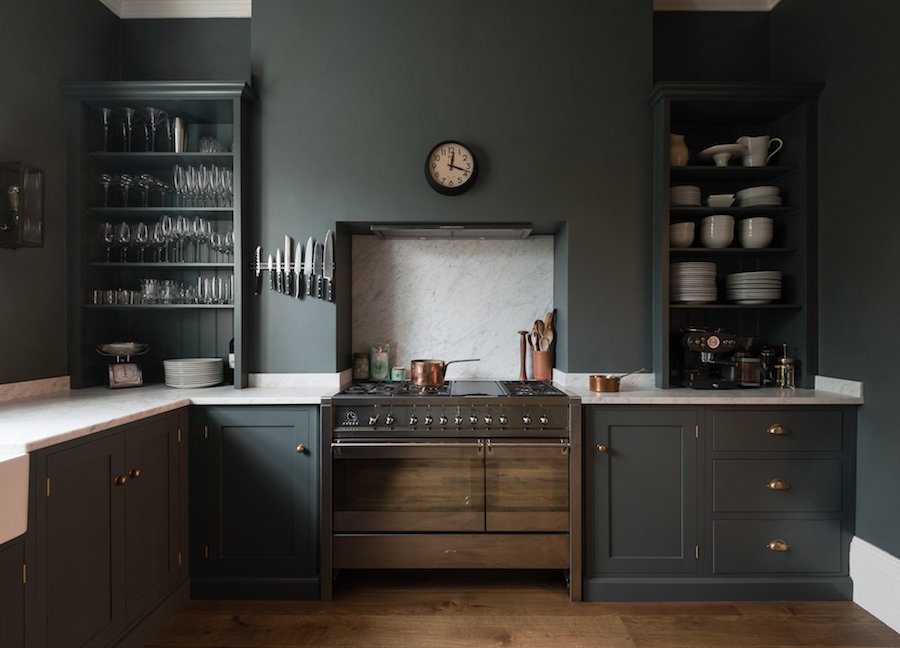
[700,214,734,248]
[735,185,780,201]
[706,193,735,208]
[739,217,774,249]
[670,222,695,248]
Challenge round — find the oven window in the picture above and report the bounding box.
[332,443,485,533]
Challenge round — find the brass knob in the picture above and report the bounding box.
[767,423,791,436]
[597,444,608,454]
[296,444,306,454]
[129,468,142,479]
[766,539,789,552]
[767,478,790,490]
[115,475,128,486]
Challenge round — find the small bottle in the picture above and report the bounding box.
[226,338,235,383]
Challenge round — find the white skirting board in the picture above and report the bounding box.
[850,536,900,634]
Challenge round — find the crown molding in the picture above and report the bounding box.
[654,0,781,10]
[99,0,251,19]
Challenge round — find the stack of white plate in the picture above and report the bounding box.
[671,185,701,206]
[671,262,717,303]
[164,358,223,388]
[726,271,782,304]
[735,185,782,207]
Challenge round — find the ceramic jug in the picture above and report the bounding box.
[670,133,689,167]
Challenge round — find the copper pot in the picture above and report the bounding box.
[409,358,479,387]
[589,368,647,393]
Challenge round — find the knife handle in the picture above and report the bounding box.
[316,275,324,299]
[306,274,314,297]
[295,274,303,299]
[254,273,261,296]
[325,278,334,302]
[269,268,276,291]
[285,271,292,296]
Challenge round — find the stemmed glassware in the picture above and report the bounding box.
[99,221,116,261]
[100,107,114,151]
[150,222,166,262]
[173,215,188,262]
[116,173,133,207]
[134,222,149,262]
[116,222,131,262]
[136,173,155,207]
[141,107,169,152]
[121,108,137,152]
[98,173,113,207]
[159,215,173,262]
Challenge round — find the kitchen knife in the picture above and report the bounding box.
[323,229,335,302]
[314,242,324,299]
[294,241,304,299]
[253,245,262,295]
[267,253,275,291]
[304,236,315,297]
[284,235,293,296]
[275,248,283,293]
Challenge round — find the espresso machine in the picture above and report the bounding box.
[678,327,738,389]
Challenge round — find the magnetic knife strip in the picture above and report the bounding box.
[252,229,334,301]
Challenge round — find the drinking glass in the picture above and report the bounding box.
[99,107,114,151]
[136,173,155,207]
[159,215,173,262]
[191,217,208,262]
[134,221,149,262]
[116,222,131,262]
[121,107,137,152]
[223,169,234,207]
[98,173,113,207]
[141,107,169,152]
[197,164,210,207]
[150,221,166,262]
[173,215,188,262]
[185,165,198,207]
[99,221,115,261]
[116,173,133,207]
[173,165,185,207]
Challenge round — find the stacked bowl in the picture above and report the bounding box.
[671,262,717,303]
[670,222,695,248]
[164,358,224,388]
[670,185,701,206]
[735,185,781,207]
[725,271,782,304]
[739,217,773,248]
[700,214,734,248]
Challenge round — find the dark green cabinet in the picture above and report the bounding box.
[583,404,856,601]
[32,410,188,648]
[0,538,25,648]
[585,407,699,598]
[190,406,319,599]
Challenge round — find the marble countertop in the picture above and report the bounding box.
[0,383,338,454]
[0,376,862,455]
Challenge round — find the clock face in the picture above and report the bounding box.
[425,141,478,195]
[109,362,142,388]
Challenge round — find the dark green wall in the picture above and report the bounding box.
[250,0,653,373]
[120,19,250,81]
[0,0,119,384]
[771,0,900,559]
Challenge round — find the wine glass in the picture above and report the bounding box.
[141,107,169,152]
[191,217,208,262]
[99,221,115,261]
[150,221,166,262]
[185,165,198,207]
[223,169,234,207]
[121,107,137,152]
[223,229,234,263]
[197,164,210,207]
[116,173,133,207]
[98,173,113,207]
[159,214,173,262]
[116,222,131,262]
[173,215,188,262]
[173,165,185,207]
[99,107,114,151]
[136,173,155,207]
[134,221,149,262]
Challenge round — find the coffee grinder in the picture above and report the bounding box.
[679,327,738,389]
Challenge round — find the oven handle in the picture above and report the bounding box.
[331,440,485,448]
[486,439,570,455]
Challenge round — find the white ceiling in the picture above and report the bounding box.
[99,0,779,19]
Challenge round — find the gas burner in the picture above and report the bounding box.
[500,380,567,397]
[339,381,451,397]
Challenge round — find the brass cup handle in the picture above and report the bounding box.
[296,444,306,454]
[767,539,789,552]
[767,423,791,436]
[115,475,128,486]
[767,478,790,490]
[597,444,608,454]
[130,468,142,479]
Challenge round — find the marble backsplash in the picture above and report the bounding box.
[351,236,554,380]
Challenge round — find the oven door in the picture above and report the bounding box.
[485,438,570,532]
[332,439,485,533]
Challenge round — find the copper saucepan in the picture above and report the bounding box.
[589,368,647,393]
[410,358,479,387]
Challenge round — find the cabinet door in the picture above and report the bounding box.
[124,412,184,623]
[586,407,699,575]
[39,434,125,648]
[194,407,318,579]
[0,538,25,648]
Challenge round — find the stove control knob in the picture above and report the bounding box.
[522,415,532,425]
[424,415,433,425]
[484,416,493,425]
[454,415,464,426]
[469,415,478,425]
[409,415,418,426]
[539,415,550,425]
[385,414,395,426]
[498,415,508,425]
[368,415,379,426]
[439,415,449,426]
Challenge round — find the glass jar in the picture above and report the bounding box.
[352,352,369,381]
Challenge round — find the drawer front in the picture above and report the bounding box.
[712,410,842,452]
[713,519,842,574]
[713,459,842,512]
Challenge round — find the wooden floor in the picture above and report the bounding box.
[147,570,900,648]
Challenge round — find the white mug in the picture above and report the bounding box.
[737,135,784,167]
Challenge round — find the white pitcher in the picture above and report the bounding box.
[737,135,784,167]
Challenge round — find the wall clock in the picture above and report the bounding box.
[425,140,478,195]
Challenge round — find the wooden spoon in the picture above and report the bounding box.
[544,311,554,334]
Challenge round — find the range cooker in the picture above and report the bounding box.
[320,380,582,601]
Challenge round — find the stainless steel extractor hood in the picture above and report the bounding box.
[370,223,533,239]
